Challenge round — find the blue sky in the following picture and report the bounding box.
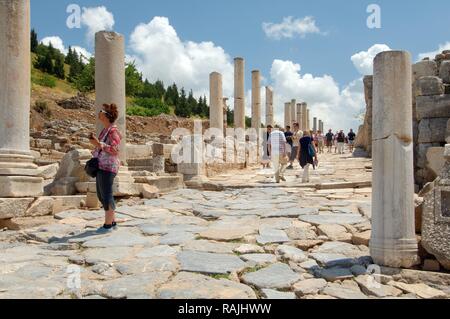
[30,0,450,130]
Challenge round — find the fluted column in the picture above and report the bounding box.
[265,86,274,126]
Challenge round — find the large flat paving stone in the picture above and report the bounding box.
[241,263,302,290]
[177,251,247,275]
[299,213,366,226]
[82,230,159,248]
[157,272,257,299]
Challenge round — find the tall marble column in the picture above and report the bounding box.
[209,72,224,133]
[301,103,308,132]
[0,0,43,197]
[290,99,297,127]
[313,118,318,133]
[306,109,311,131]
[251,70,261,130]
[95,31,134,188]
[295,104,302,130]
[370,51,419,268]
[284,103,291,128]
[265,86,274,126]
[234,58,245,129]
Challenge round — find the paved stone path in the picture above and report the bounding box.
[1,152,449,299]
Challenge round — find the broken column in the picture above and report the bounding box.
[284,103,291,128]
[234,58,246,129]
[290,99,297,127]
[313,117,318,133]
[93,31,136,198]
[265,86,274,126]
[209,72,224,134]
[306,109,311,131]
[251,70,261,130]
[301,103,308,131]
[296,104,303,130]
[370,51,419,268]
[0,0,43,198]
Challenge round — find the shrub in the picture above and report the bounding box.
[34,100,51,118]
[126,97,170,117]
[35,74,56,88]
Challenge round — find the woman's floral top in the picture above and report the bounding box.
[92,125,121,174]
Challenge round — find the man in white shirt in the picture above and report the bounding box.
[288,122,303,169]
[268,128,288,183]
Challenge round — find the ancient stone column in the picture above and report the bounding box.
[234,58,246,129]
[265,86,274,126]
[95,31,135,195]
[0,0,43,197]
[370,51,419,268]
[296,104,303,130]
[290,99,297,127]
[313,118,318,133]
[301,103,308,131]
[306,109,311,131]
[251,70,261,130]
[209,72,224,133]
[223,97,229,130]
[284,103,291,128]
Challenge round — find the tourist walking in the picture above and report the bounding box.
[288,123,303,169]
[325,129,334,153]
[347,129,356,153]
[261,125,272,169]
[298,131,318,183]
[268,128,288,183]
[336,130,346,154]
[317,131,325,154]
[284,125,293,164]
[89,103,121,232]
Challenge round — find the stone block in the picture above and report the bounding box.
[418,118,448,143]
[0,198,35,219]
[127,144,153,159]
[0,176,44,198]
[416,76,444,96]
[25,197,54,217]
[439,60,450,84]
[413,60,438,80]
[52,195,86,213]
[416,143,433,169]
[37,163,59,179]
[426,147,445,179]
[416,94,450,120]
[447,119,450,143]
[152,143,164,156]
[35,138,53,149]
[86,182,141,197]
[423,259,441,272]
[85,192,100,209]
[141,184,160,199]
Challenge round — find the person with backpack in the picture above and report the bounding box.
[325,129,334,153]
[336,130,346,154]
[298,130,318,183]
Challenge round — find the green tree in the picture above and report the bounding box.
[68,51,84,83]
[34,50,53,74]
[125,62,144,97]
[175,88,190,117]
[165,83,179,107]
[74,58,95,92]
[154,80,165,99]
[53,54,65,79]
[187,90,198,116]
[30,29,38,53]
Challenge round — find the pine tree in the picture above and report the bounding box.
[68,50,84,83]
[187,90,197,116]
[47,42,56,59]
[154,80,165,99]
[34,50,54,74]
[30,29,38,53]
[175,88,190,117]
[53,54,65,79]
[65,46,74,65]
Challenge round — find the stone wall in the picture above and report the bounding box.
[413,51,450,189]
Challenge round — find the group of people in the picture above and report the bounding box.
[264,123,318,184]
[263,124,357,183]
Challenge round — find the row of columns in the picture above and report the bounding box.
[282,101,325,132]
[0,1,420,269]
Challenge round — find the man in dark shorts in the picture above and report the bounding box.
[347,129,356,153]
[284,126,293,165]
[325,129,334,153]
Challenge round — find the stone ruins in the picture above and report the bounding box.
[0,0,450,300]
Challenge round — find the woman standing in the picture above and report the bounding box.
[298,131,318,183]
[89,103,122,231]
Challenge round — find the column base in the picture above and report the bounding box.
[0,176,43,198]
[370,238,420,268]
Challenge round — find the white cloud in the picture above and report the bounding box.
[40,36,92,62]
[418,42,450,61]
[262,16,322,40]
[81,6,115,44]
[128,16,234,99]
[269,59,364,132]
[351,44,391,75]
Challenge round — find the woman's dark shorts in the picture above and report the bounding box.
[96,170,117,211]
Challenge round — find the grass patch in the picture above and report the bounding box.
[34,100,52,118]
[209,274,231,280]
